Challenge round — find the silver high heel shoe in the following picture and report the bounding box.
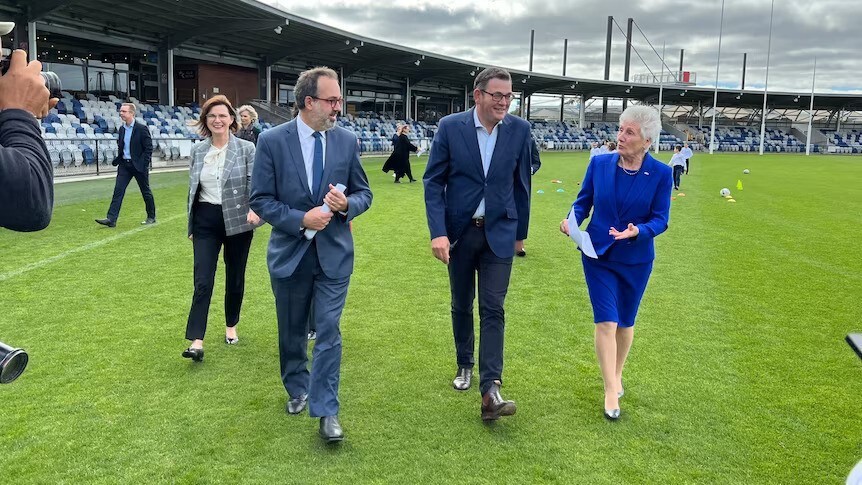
[604,408,620,420]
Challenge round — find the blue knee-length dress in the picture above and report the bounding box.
[570,153,673,327]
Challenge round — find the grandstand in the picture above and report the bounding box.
[4,0,862,177]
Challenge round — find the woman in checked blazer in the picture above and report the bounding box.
[182,95,260,362]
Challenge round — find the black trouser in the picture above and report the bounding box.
[448,221,513,394]
[395,161,415,182]
[685,158,690,174]
[185,202,254,341]
[673,165,684,189]
[106,161,156,222]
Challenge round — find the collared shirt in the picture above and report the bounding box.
[681,147,693,158]
[669,152,687,168]
[472,108,502,219]
[295,114,327,193]
[122,121,134,159]
[198,143,227,205]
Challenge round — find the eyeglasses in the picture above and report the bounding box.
[206,114,232,120]
[311,96,344,108]
[481,90,515,102]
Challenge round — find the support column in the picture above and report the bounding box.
[257,57,270,101]
[27,21,36,61]
[464,85,469,111]
[603,15,613,119]
[579,96,586,128]
[622,18,633,111]
[157,45,169,105]
[167,49,175,106]
[340,66,346,115]
[405,77,411,120]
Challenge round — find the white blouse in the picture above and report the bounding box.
[198,144,227,205]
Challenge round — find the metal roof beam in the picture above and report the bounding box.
[24,0,72,21]
[165,18,286,49]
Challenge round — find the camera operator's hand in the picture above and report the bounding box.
[0,50,58,118]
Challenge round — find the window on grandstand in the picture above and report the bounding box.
[45,63,85,92]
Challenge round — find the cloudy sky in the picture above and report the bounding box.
[263,0,858,97]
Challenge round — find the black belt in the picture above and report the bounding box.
[472,217,485,228]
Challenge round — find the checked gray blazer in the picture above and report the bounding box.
[187,135,257,236]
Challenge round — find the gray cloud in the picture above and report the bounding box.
[269,0,859,94]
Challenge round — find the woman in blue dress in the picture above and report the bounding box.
[560,105,673,420]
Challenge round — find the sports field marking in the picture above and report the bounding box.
[0,213,185,282]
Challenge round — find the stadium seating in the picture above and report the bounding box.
[693,125,817,152]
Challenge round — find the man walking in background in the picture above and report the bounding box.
[96,103,155,227]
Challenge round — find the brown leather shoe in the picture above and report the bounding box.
[481,380,516,421]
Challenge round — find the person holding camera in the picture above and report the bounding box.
[95,103,156,227]
[0,49,57,232]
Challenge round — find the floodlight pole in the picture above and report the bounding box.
[655,41,665,154]
[561,38,567,122]
[709,0,725,155]
[806,57,817,156]
[759,0,775,156]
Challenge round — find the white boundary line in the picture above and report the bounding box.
[0,213,185,283]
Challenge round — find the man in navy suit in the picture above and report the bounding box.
[96,102,155,227]
[250,67,372,442]
[423,67,532,421]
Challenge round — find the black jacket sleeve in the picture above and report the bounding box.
[0,109,53,231]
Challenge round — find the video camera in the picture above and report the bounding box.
[0,21,62,99]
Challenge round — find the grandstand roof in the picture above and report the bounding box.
[4,0,861,110]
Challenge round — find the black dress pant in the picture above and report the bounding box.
[673,165,684,189]
[185,202,253,341]
[448,222,513,394]
[685,158,691,174]
[106,161,156,222]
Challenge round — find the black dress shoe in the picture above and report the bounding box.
[286,393,308,415]
[481,380,516,421]
[307,330,317,341]
[181,347,204,362]
[516,250,527,257]
[319,416,344,443]
[95,218,116,228]
[452,367,472,391]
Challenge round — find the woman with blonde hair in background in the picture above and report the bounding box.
[236,104,261,145]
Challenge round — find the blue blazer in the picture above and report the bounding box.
[113,121,153,173]
[424,109,532,259]
[572,152,672,264]
[250,120,372,279]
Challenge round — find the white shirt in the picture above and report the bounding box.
[681,147,693,158]
[589,147,601,158]
[472,109,502,219]
[198,144,227,204]
[599,146,610,154]
[669,152,687,169]
[296,114,327,192]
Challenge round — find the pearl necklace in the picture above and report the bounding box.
[620,164,639,176]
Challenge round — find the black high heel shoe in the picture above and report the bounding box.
[182,347,204,362]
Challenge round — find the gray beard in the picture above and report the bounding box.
[321,118,335,131]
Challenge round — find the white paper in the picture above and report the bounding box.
[305,183,347,240]
[416,148,427,157]
[567,209,598,259]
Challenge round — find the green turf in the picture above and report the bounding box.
[0,152,859,483]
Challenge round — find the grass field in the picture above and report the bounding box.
[0,151,859,483]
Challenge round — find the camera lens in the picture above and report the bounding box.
[0,341,29,384]
[41,71,62,99]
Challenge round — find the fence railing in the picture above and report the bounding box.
[46,136,196,177]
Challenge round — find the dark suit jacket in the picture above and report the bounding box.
[530,138,541,174]
[113,121,153,173]
[250,119,372,279]
[423,108,532,259]
[572,152,672,264]
[0,109,53,231]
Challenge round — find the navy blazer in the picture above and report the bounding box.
[249,119,372,279]
[572,152,672,264]
[424,109,532,259]
[113,121,153,173]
